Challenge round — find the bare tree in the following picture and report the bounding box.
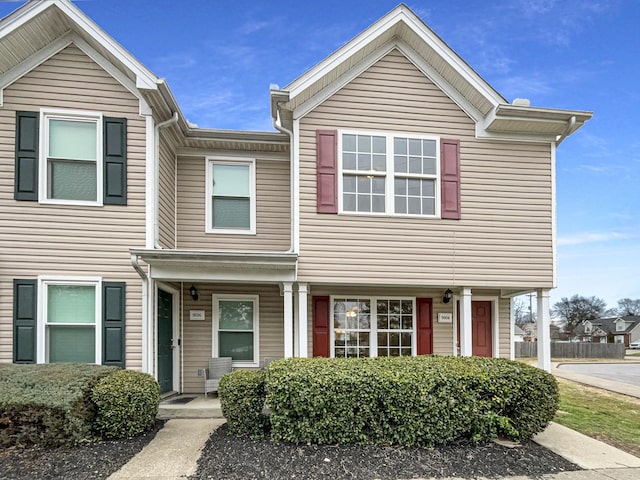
[552,295,607,336]
[616,298,640,316]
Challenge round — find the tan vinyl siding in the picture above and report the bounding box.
[298,49,553,289]
[158,132,176,248]
[305,286,510,358]
[0,45,146,368]
[176,155,291,251]
[181,283,284,393]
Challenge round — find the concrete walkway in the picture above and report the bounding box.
[108,418,224,479]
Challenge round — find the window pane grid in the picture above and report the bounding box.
[341,132,438,217]
[217,298,256,363]
[333,298,413,358]
[333,298,371,358]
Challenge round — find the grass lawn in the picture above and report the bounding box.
[554,379,640,457]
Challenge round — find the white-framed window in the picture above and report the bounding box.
[339,130,439,217]
[212,294,259,367]
[614,335,625,344]
[206,157,256,234]
[39,108,103,205]
[331,296,415,358]
[615,320,625,332]
[37,277,102,363]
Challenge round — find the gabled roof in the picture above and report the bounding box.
[594,316,640,335]
[271,4,592,143]
[0,0,288,152]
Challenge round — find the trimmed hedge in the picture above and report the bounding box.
[266,356,558,446]
[0,363,118,446]
[91,369,160,439]
[219,369,269,439]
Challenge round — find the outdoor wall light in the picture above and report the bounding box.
[442,289,453,304]
[189,285,199,301]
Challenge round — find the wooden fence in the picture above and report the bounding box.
[515,342,626,359]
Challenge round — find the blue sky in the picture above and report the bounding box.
[2,0,638,311]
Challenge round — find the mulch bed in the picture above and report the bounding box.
[0,420,165,480]
[191,424,582,480]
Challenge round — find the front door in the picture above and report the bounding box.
[456,300,493,357]
[471,301,492,357]
[157,289,173,394]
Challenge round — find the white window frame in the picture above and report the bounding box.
[205,157,256,235]
[36,276,102,364]
[212,294,259,367]
[39,108,103,206]
[338,129,440,218]
[615,320,625,332]
[329,296,416,358]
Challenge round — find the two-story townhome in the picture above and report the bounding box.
[0,0,591,395]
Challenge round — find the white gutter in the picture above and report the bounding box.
[130,253,150,373]
[271,102,296,255]
[154,112,179,249]
[555,115,576,147]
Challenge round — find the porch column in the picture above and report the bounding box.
[283,282,293,358]
[459,288,473,357]
[297,283,308,357]
[537,290,551,372]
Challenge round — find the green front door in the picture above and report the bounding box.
[157,289,173,394]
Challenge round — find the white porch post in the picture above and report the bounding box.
[297,283,308,358]
[460,288,473,356]
[283,282,294,358]
[537,290,551,372]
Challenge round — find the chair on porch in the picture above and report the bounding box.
[204,357,232,397]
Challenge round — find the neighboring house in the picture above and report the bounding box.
[513,326,526,343]
[574,316,640,346]
[0,1,592,394]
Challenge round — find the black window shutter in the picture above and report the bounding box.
[14,111,39,201]
[13,279,37,363]
[103,117,127,205]
[102,282,126,367]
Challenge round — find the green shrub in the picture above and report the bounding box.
[219,369,269,438]
[91,369,160,439]
[266,356,558,446]
[0,363,118,447]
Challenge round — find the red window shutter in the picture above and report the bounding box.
[316,130,338,213]
[440,138,461,219]
[416,298,433,355]
[312,296,330,357]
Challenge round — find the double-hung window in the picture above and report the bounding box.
[213,295,259,367]
[39,278,101,363]
[332,297,415,358]
[41,110,102,204]
[340,131,439,217]
[206,158,256,234]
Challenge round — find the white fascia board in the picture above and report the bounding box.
[293,40,484,124]
[0,33,73,106]
[0,0,48,36]
[54,0,159,90]
[285,7,408,96]
[0,31,151,115]
[286,5,503,110]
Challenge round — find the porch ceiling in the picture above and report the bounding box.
[130,249,298,283]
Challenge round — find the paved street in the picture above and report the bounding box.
[557,362,640,387]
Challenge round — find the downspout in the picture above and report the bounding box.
[271,104,296,255]
[555,115,576,147]
[154,112,179,249]
[131,253,150,372]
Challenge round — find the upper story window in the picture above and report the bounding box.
[616,320,626,332]
[41,110,102,205]
[14,109,127,206]
[339,131,439,217]
[206,157,256,234]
